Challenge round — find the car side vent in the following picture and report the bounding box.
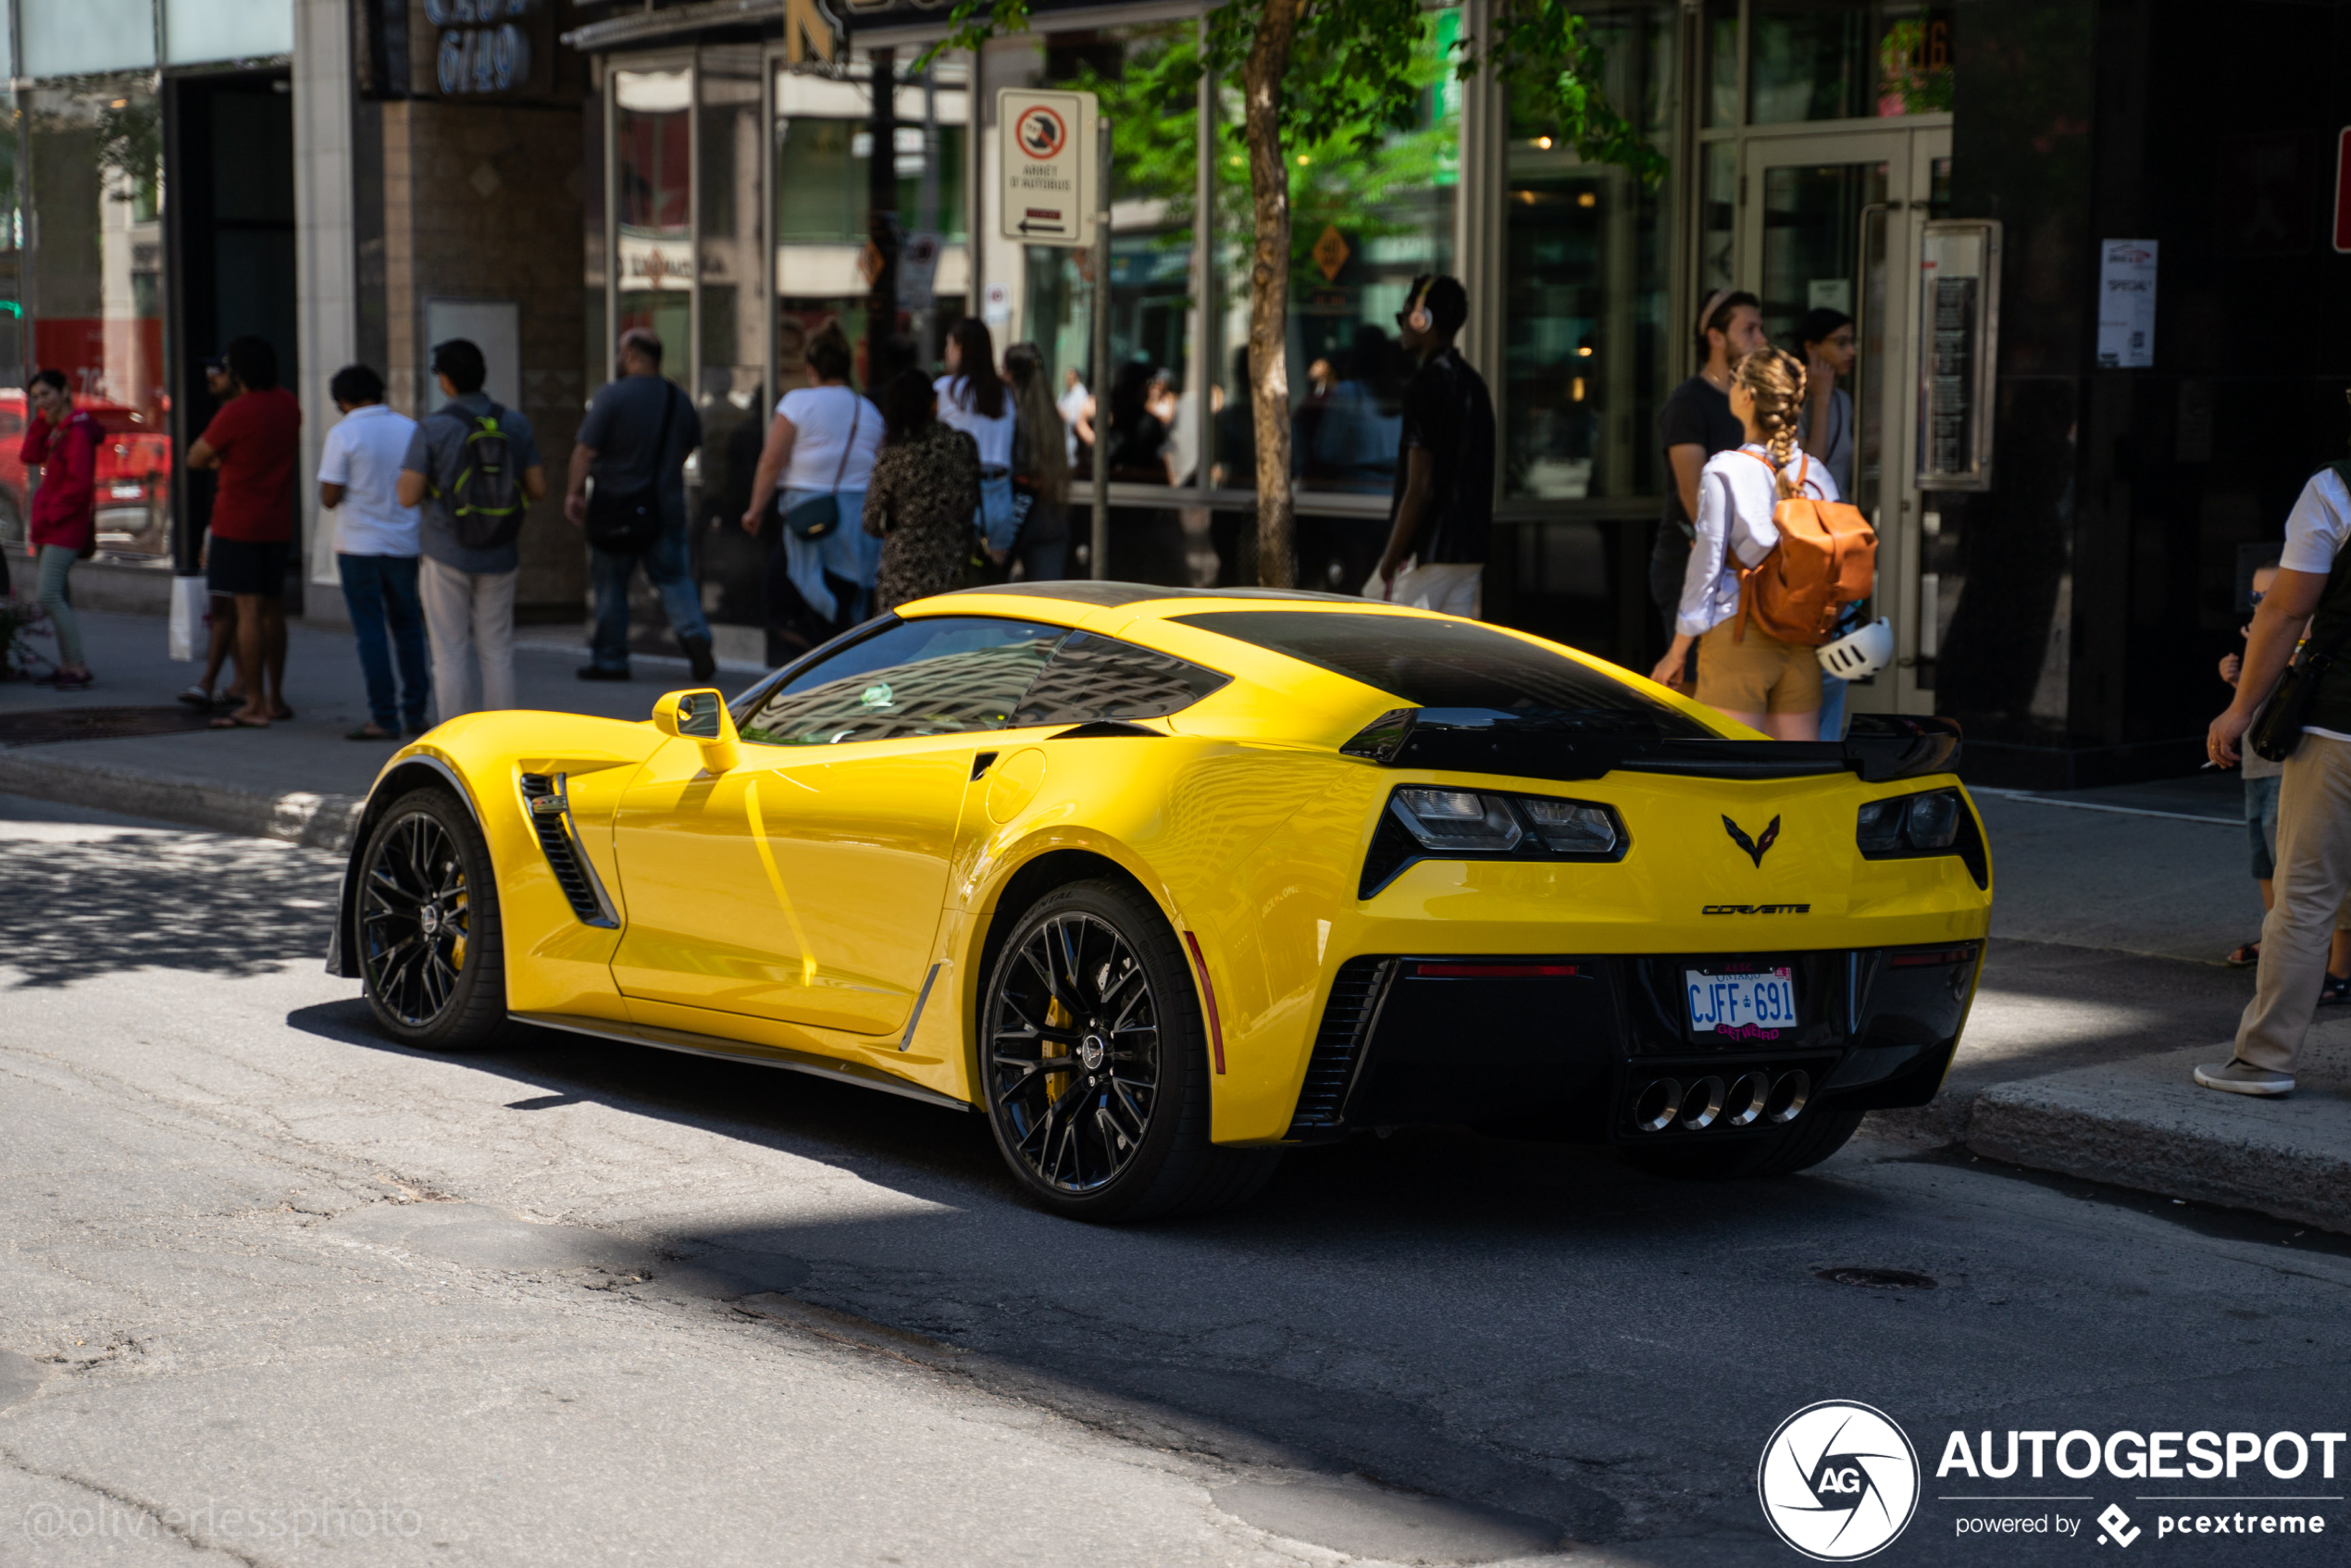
[1286,957,1394,1139]
[517,773,616,927]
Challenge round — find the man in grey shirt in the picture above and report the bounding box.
[396,338,548,716]
[565,328,714,682]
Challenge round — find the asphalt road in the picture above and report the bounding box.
[3,797,2346,1568]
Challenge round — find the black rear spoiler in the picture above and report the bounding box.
[1338,708,1961,785]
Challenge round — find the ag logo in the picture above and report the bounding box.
[1758,1400,1919,1561]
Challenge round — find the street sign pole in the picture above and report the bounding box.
[1090,117,1112,580]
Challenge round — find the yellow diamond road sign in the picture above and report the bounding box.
[1312,225,1350,281]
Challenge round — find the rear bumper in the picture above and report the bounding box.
[1284,942,1979,1145]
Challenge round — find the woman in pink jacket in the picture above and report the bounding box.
[21,368,101,688]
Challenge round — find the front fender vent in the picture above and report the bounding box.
[1286,957,1394,1139]
[518,773,617,927]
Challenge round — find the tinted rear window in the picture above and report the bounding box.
[1168,610,1710,735]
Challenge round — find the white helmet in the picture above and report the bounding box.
[1817,616,1894,680]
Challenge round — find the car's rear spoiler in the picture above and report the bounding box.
[1338,708,1962,785]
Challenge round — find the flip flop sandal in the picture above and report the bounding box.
[2320,973,2351,1006]
[177,685,216,710]
[2226,940,2261,967]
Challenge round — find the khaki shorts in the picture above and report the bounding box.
[1697,618,1822,716]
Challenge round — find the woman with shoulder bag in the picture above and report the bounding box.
[739,327,884,646]
[935,319,1017,567]
[1649,345,1842,740]
[999,343,1070,583]
[865,369,981,613]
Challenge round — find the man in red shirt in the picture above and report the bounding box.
[20,368,102,688]
[187,336,302,728]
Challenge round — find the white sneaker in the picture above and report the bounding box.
[2195,1059,2295,1096]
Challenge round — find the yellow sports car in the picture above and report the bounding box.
[329,584,1991,1220]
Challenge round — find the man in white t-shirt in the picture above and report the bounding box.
[317,364,428,739]
[2202,455,2351,1095]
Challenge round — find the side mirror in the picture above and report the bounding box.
[652,689,740,774]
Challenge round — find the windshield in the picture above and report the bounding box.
[1168,611,1712,736]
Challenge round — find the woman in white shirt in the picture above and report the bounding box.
[936,317,1016,561]
[1649,345,1839,740]
[739,327,885,633]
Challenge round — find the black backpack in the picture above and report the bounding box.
[434,404,529,552]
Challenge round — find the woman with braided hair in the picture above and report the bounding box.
[1648,345,1843,740]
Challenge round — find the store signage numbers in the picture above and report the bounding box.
[427,0,534,95]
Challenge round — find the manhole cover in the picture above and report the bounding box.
[1815,1266,1937,1289]
[0,705,218,746]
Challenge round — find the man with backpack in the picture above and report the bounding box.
[563,327,714,683]
[396,339,546,717]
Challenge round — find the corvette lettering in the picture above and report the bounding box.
[1702,903,1811,915]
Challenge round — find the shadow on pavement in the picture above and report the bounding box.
[0,828,338,988]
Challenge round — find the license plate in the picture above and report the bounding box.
[1685,966,1797,1039]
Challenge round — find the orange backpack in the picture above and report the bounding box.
[1732,452,1878,646]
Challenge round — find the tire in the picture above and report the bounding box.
[980,878,1282,1222]
[355,786,509,1052]
[1617,1106,1864,1181]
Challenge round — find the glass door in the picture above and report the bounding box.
[1737,123,1948,715]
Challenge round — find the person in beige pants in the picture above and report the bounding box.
[2203,459,2351,1095]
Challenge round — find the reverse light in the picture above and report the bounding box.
[1519,797,1619,854]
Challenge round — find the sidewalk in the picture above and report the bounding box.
[0,608,761,849]
[4,609,2345,1235]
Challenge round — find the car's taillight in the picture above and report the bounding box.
[1366,787,1628,896]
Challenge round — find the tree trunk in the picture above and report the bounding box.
[1241,0,1300,587]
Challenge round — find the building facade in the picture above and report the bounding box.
[6,0,2351,784]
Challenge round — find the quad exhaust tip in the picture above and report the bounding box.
[1632,1069,1809,1133]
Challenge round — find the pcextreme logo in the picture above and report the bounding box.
[1759,1400,1922,1562]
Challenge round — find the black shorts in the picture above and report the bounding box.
[208,537,291,598]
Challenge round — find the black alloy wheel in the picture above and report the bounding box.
[981,879,1280,1222]
[357,787,508,1052]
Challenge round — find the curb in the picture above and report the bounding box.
[1961,1049,2351,1236]
[0,749,364,853]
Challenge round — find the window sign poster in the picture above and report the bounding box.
[2096,239,2158,368]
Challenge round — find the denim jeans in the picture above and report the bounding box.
[338,553,430,729]
[590,519,711,672]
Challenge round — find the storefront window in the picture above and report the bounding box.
[615,66,692,380]
[1502,4,1673,503]
[697,47,766,626]
[25,80,171,561]
[1212,4,1458,521]
[1010,25,1200,471]
[1746,1,1952,124]
[772,52,968,384]
[1703,0,1739,127]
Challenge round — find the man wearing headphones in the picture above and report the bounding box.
[1370,274,1495,617]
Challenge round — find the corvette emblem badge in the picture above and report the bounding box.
[1723,815,1782,869]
